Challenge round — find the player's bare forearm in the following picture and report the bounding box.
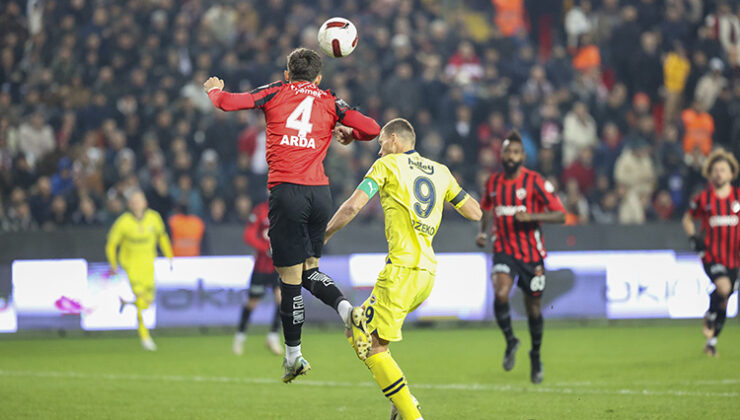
[479,210,490,234]
[457,197,482,221]
[517,211,566,224]
[325,190,370,243]
[341,109,380,140]
[682,212,696,237]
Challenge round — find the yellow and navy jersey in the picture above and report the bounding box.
[362,150,469,272]
[106,209,173,270]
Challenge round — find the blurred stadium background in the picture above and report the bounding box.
[1,0,739,418]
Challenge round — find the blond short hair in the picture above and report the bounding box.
[702,148,740,179]
[381,118,416,145]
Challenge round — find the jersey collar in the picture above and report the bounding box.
[403,149,417,155]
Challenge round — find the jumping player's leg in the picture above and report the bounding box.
[302,257,353,324]
[301,185,354,324]
[268,184,312,381]
[265,285,282,356]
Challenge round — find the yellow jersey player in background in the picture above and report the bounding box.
[106,190,173,351]
[325,118,482,420]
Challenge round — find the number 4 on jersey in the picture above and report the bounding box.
[286,96,314,138]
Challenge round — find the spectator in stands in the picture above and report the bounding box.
[663,42,691,124]
[565,1,594,48]
[206,197,228,226]
[694,58,728,112]
[562,147,595,194]
[681,100,715,156]
[29,176,53,225]
[492,0,527,38]
[51,157,74,196]
[171,173,203,217]
[561,178,590,224]
[168,203,205,257]
[562,101,598,167]
[705,2,740,66]
[591,190,619,224]
[614,139,657,200]
[72,196,102,226]
[18,113,54,168]
[48,195,70,229]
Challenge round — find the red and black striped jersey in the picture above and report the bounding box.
[480,167,565,263]
[208,81,380,188]
[243,202,274,274]
[689,186,740,269]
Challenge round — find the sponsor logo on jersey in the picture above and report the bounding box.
[289,83,326,98]
[709,215,739,227]
[544,180,555,193]
[733,201,740,213]
[280,135,317,149]
[516,188,527,200]
[495,205,528,217]
[408,158,434,175]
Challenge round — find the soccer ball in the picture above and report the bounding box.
[317,17,358,58]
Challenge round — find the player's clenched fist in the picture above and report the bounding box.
[475,232,487,248]
[333,125,354,145]
[203,76,224,92]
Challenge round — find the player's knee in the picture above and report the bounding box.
[715,282,732,298]
[368,336,389,358]
[494,290,510,303]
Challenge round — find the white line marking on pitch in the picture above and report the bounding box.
[0,370,737,399]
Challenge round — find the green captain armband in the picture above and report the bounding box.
[357,178,379,198]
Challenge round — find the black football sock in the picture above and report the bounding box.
[270,306,281,333]
[714,307,727,338]
[279,281,304,347]
[237,305,252,333]
[706,290,721,328]
[494,300,515,342]
[528,315,544,355]
[302,268,345,311]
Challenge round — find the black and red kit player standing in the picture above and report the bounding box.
[683,148,740,357]
[476,131,565,384]
[204,48,381,382]
[233,201,283,357]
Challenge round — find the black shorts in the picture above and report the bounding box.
[248,271,279,298]
[702,263,739,290]
[492,253,546,297]
[268,183,332,267]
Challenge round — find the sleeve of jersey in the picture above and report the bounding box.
[207,81,283,111]
[335,98,380,141]
[361,159,388,194]
[243,215,270,252]
[688,193,703,218]
[480,177,494,211]
[444,171,470,209]
[534,176,565,212]
[105,219,123,270]
[155,214,174,260]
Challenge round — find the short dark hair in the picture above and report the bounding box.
[504,130,522,144]
[381,118,416,145]
[287,48,322,82]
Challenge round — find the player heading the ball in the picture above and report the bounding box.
[204,48,381,383]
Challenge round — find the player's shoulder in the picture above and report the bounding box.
[144,209,163,223]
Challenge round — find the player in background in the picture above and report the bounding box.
[233,200,283,356]
[106,190,173,351]
[476,131,565,384]
[325,119,482,420]
[682,148,740,357]
[204,48,381,382]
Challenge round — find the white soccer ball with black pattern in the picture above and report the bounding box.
[317,17,358,58]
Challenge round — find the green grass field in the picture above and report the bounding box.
[1,322,738,419]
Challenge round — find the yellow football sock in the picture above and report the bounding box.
[135,301,150,341]
[364,351,422,420]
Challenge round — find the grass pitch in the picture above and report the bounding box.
[1,322,738,419]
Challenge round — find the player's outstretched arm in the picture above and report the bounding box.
[476,209,490,247]
[105,221,122,273]
[325,189,371,243]
[204,77,284,112]
[682,211,705,253]
[340,109,381,141]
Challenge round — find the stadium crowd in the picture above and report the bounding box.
[1,0,740,232]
